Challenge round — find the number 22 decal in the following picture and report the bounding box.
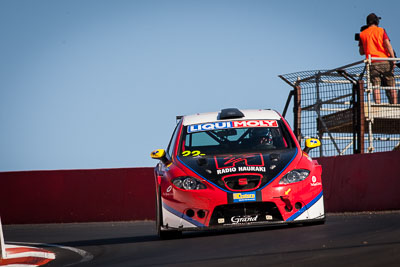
[182,150,205,157]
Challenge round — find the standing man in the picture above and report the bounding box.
[359,13,397,104]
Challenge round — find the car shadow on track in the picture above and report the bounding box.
[177,222,311,239]
[54,222,320,247]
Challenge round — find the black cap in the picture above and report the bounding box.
[366,13,381,25]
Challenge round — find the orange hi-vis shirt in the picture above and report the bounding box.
[360,25,390,59]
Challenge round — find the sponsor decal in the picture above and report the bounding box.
[217,167,237,174]
[216,154,263,168]
[231,215,258,224]
[311,176,322,187]
[216,166,266,175]
[238,166,266,172]
[187,120,278,133]
[215,154,265,175]
[162,185,173,197]
[232,191,256,202]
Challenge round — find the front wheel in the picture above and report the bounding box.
[156,188,182,239]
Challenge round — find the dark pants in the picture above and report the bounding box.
[370,61,396,104]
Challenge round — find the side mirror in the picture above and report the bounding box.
[304,138,321,154]
[150,149,169,164]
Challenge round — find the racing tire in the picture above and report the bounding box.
[156,187,182,239]
[155,188,162,237]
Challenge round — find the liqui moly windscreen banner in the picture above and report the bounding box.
[187,120,278,133]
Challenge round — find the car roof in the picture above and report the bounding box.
[182,109,281,126]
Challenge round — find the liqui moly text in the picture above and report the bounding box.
[187,120,278,133]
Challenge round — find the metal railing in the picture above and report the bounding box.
[279,58,400,157]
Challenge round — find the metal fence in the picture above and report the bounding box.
[279,58,400,158]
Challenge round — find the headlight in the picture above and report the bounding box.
[172,176,207,190]
[279,169,310,184]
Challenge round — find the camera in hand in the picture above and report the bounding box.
[354,25,369,41]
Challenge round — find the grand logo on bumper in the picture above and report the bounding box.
[187,120,278,133]
[231,215,258,224]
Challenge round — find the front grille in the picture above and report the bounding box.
[209,202,283,226]
[222,173,262,191]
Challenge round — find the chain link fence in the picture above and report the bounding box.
[279,59,400,158]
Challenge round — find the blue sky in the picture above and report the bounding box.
[1,0,399,171]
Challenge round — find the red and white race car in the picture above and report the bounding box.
[151,108,324,238]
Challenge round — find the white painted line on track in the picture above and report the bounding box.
[9,242,93,266]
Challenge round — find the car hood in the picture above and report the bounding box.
[177,148,297,192]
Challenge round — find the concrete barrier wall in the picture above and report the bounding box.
[1,151,400,224]
[0,168,155,224]
[318,150,400,213]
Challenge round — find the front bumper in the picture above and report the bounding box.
[161,190,325,231]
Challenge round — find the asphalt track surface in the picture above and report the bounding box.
[3,212,400,267]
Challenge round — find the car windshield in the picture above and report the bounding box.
[180,120,295,156]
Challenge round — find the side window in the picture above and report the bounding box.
[279,121,296,148]
[166,123,181,159]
